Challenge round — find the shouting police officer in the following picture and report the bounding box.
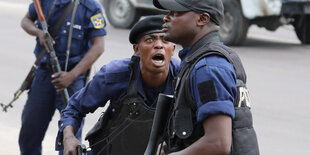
[56,15,180,155]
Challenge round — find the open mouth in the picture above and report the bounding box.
[152,54,165,65]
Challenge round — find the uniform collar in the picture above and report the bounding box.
[178,46,193,69]
[55,0,72,5]
[136,63,174,105]
[183,31,221,65]
[179,46,193,61]
[187,31,220,57]
[178,31,220,63]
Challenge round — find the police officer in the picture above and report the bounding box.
[153,0,248,154]
[19,0,106,154]
[56,15,180,155]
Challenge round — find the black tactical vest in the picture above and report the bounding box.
[168,32,259,155]
[85,55,156,155]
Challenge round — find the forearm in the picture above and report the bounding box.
[63,125,75,139]
[60,99,86,130]
[169,136,231,155]
[21,12,41,37]
[70,36,104,78]
[169,115,232,155]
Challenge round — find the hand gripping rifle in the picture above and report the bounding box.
[144,93,174,155]
[33,0,69,106]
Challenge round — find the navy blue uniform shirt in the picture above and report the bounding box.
[29,0,107,66]
[178,46,237,122]
[56,57,180,149]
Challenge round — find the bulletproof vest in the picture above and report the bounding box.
[168,33,259,155]
[85,55,156,155]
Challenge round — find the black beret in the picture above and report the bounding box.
[129,14,165,44]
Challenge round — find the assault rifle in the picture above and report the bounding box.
[1,0,70,112]
[33,0,69,106]
[144,93,174,155]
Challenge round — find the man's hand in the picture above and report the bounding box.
[63,135,80,155]
[35,29,47,46]
[51,71,76,92]
[63,126,80,155]
[38,31,55,50]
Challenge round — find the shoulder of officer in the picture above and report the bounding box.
[104,58,132,84]
[79,0,102,11]
[170,57,181,77]
[196,55,234,71]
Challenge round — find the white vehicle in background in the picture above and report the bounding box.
[100,0,310,46]
[221,0,310,45]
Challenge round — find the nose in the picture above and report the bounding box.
[154,39,164,49]
[163,13,170,22]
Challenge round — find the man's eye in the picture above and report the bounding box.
[170,11,178,16]
[170,11,186,17]
[146,38,154,42]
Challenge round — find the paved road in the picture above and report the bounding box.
[0,1,310,155]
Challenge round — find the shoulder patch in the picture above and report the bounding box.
[197,80,217,103]
[90,13,105,29]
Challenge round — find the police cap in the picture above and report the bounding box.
[153,0,224,25]
[129,14,165,44]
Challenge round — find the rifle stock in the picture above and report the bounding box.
[20,65,36,91]
[33,0,69,106]
[144,93,174,155]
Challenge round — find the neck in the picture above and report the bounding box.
[181,26,219,48]
[140,69,169,88]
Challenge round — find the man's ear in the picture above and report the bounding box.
[133,44,140,55]
[197,13,210,26]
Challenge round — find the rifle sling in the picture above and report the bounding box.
[65,0,80,71]
[51,1,75,37]
[35,1,75,67]
[46,0,57,22]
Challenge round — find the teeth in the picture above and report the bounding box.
[153,60,164,64]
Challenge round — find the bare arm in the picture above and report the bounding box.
[169,115,232,155]
[69,36,105,79]
[52,36,105,91]
[21,12,46,45]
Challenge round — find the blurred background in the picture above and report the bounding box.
[0,0,310,154]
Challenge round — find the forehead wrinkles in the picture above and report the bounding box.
[144,33,165,39]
